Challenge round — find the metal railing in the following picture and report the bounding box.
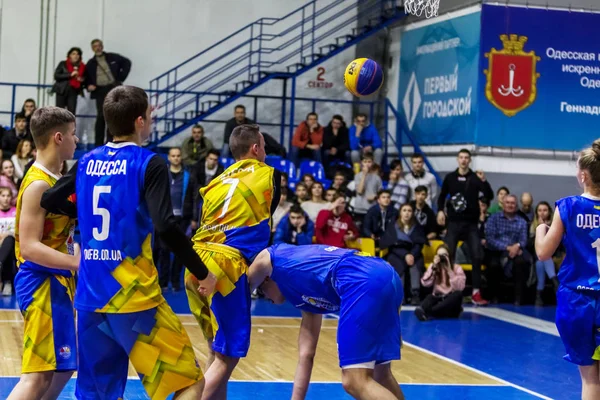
[148,0,404,145]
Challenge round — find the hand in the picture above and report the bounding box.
[330,147,337,156]
[361,163,370,174]
[332,197,345,208]
[309,122,318,131]
[355,124,363,137]
[476,170,486,181]
[344,231,355,242]
[363,146,373,153]
[436,211,446,226]
[433,255,441,265]
[70,70,79,77]
[306,144,319,150]
[481,238,487,247]
[190,221,198,231]
[366,194,376,202]
[196,272,217,296]
[507,244,519,259]
[405,254,415,266]
[87,85,96,91]
[296,216,306,231]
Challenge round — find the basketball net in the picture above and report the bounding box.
[404,0,440,19]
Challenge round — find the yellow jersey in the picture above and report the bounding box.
[15,162,76,276]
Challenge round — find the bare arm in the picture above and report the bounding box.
[19,181,79,271]
[247,249,274,291]
[292,312,323,400]
[536,208,564,261]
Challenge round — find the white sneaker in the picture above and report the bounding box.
[2,282,12,296]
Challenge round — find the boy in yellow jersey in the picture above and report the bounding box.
[7,107,80,400]
[41,86,216,400]
[185,124,280,399]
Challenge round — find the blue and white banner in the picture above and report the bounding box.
[478,5,600,151]
[398,10,481,145]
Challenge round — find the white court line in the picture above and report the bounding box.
[467,308,559,337]
[402,342,553,400]
[229,379,504,386]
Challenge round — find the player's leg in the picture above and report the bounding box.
[9,272,77,399]
[40,371,74,400]
[579,363,600,400]
[555,286,599,399]
[373,362,404,400]
[341,367,398,400]
[205,338,216,370]
[124,303,204,399]
[75,310,130,399]
[202,273,251,400]
[185,268,216,370]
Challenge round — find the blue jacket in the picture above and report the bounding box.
[273,213,314,245]
[168,168,190,212]
[349,124,382,150]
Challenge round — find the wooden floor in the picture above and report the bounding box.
[0,309,496,385]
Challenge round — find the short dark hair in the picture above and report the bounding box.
[356,113,367,119]
[289,204,304,216]
[91,38,102,46]
[306,112,318,120]
[334,171,345,179]
[207,149,220,158]
[458,148,471,157]
[411,153,424,161]
[15,112,26,122]
[192,124,204,132]
[30,106,75,149]
[497,186,510,195]
[414,185,428,194]
[229,124,262,160]
[377,189,391,199]
[331,114,344,123]
[331,190,345,202]
[103,86,148,137]
[234,104,246,112]
[168,147,181,155]
[280,187,289,196]
[390,159,403,170]
[67,47,82,57]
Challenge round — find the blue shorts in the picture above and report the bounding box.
[556,286,600,366]
[75,302,202,400]
[334,255,403,368]
[14,268,77,373]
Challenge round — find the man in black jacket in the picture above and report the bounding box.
[437,149,493,305]
[362,189,397,241]
[85,39,132,147]
[183,149,225,230]
[222,105,254,157]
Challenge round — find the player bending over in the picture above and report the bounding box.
[536,139,600,400]
[41,86,216,400]
[248,244,405,400]
[185,123,280,400]
[8,107,80,400]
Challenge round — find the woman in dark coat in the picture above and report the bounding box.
[380,202,427,305]
[53,47,86,114]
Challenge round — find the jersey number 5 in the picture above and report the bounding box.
[93,185,111,241]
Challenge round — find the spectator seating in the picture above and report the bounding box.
[300,160,326,181]
[220,157,235,169]
[269,158,298,182]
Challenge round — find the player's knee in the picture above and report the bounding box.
[341,371,368,396]
[298,348,316,362]
[20,371,53,395]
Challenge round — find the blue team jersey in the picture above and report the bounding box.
[75,142,163,313]
[557,195,600,291]
[267,244,358,313]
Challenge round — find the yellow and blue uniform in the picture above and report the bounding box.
[73,143,201,399]
[14,162,77,373]
[186,158,276,357]
[555,195,600,366]
[267,244,403,367]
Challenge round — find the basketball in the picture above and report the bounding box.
[343,58,384,97]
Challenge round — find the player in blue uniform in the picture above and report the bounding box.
[536,139,600,400]
[41,86,216,400]
[248,244,404,400]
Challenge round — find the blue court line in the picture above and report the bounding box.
[0,378,541,400]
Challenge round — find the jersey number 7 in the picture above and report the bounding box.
[93,185,111,241]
